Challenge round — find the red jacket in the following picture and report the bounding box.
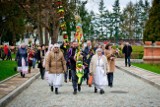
[28,51,34,63]
[4,45,9,55]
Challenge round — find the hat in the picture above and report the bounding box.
[53,43,60,48]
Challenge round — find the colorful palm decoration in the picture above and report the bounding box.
[54,0,68,41]
[74,15,84,84]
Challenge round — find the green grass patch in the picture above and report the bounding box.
[132,63,160,74]
[132,46,144,52]
[115,45,144,59]
[0,60,18,81]
[12,53,16,59]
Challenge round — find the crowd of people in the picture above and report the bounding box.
[10,40,132,95]
[0,44,12,60]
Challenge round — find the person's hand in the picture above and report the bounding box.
[89,72,93,76]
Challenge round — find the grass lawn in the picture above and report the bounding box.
[12,53,16,59]
[132,63,160,74]
[114,45,144,59]
[0,60,18,81]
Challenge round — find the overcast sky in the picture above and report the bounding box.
[84,0,152,13]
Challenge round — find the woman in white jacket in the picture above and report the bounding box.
[43,44,53,90]
[89,48,108,94]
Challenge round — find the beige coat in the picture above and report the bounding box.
[89,54,108,74]
[45,50,67,74]
[104,49,116,73]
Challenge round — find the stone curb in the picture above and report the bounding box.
[131,65,160,76]
[0,73,19,84]
[0,72,40,107]
[116,66,160,90]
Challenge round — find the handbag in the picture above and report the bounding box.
[88,75,93,87]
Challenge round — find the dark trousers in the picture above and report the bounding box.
[125,56,131,66]
[2,54,7,60]
[107,73,114,86]
[71,70,78,91]
[83,68,89,83]
[40,68,45,79]
[64,65,72,81]
[6,55,12,60]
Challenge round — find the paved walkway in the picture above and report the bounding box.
[0,68,39,107]
[6,68,160,107]
[116,59,160,89]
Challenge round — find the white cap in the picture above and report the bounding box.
[53,43,60,48]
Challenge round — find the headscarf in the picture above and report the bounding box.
[96,48,103,54]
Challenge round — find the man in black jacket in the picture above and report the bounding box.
[60,41,71,82]
[83,40,92,55]
[68,41,79,94]
[37,45,46,79]
[122,42,132,67]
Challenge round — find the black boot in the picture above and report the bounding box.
[78,84,81,92]
[22,74,25,78]
[20,72,23,77]
[73,89,77,95]
[100,89,105,94]
[109,83,113,88]
[64,79,67,83]
[51,86,54,92]
[20,72,25,78]
[55,88,58,94]
[94,87,97,93]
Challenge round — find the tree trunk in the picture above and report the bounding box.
[51,25,59,44]
[38,25,43,45]
[12,33,16,46]
[45,28,49,46]
[0,36,1,45]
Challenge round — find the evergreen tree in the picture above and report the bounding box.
[134,1,143,40]
[112,0,121,43]
[143,0,160,42]
[96,0,106,37]
[104,11,114,39]
[120,1,136,40]
[134,0,150,41]
[78,1,94,40]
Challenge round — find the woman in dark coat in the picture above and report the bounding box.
[37,44,46,79]
[16,44,28,78]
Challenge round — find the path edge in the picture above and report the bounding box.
[0,72,40,107]
[116,66,160,90]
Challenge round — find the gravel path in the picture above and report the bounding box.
[6,68,160,107]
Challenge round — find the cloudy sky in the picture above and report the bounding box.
[84,0,152,13]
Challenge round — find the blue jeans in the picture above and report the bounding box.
[32,58,36,68]
[125,56,131,66]
[71,70,78,91]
